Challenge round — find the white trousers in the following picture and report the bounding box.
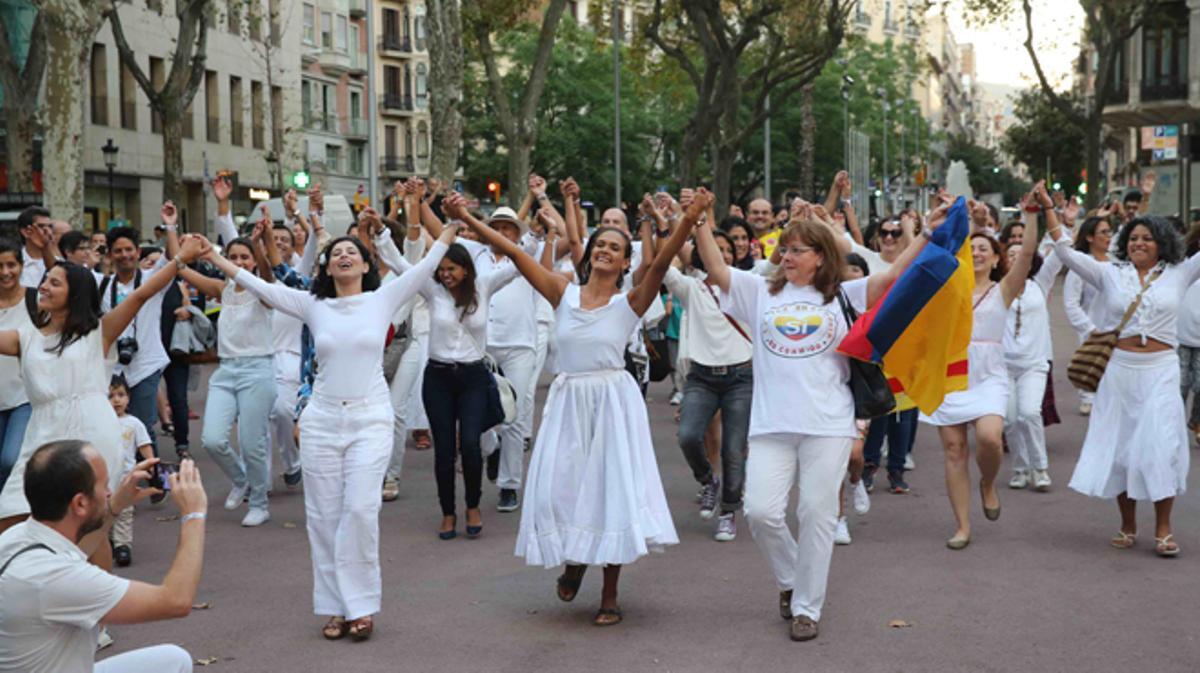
[525,321,551,437]
[387,330,430,481]
[269,357,302,478]
[1005,362,1049,471]
[488,345,538,490]
[299,397,393,620]
[743,433,852,622]
[96,644,192,673]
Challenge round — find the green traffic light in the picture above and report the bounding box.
[293,171,311,189]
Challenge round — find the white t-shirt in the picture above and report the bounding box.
[1178,279,1200,348]
[218,281,274,359]
[117,414,152,474]
[0,297,32,411]
[0,520,130,673]
[663,267,753,367]
[721,269,867,439]
[98,257,171,387]
[18,249,43,289]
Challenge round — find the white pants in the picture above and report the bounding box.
[743,433,852,622]
[299,396,393,620]
[387,330,430,482]
[488,345,538,490]
[269,361,302,478]
[96,644,192,672]
[525,321,552,438]
[1005,362,1049,471]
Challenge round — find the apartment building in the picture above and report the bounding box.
[300,0,372,199]
[82,1,301,234]
[375,0,433,191]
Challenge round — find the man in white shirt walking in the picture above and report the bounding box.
[0,439,208,672]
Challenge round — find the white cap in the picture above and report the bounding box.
[488,206,527,235]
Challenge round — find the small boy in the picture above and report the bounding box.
[109,376,154,568]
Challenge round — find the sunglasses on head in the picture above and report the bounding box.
[879,228,902,239]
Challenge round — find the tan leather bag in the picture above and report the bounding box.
[1067,268,1162,393]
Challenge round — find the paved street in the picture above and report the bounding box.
[99,287,1200,673]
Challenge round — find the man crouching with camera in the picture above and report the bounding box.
[0,440,206,672]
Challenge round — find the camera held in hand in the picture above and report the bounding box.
[116,336,139,365]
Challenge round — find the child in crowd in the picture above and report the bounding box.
[109,375,154,567]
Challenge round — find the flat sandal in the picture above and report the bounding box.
[593,607,623,626]
[1155,534,1180,558]
[1110,531,1136,549]
[322,617,348,640]
[349,616,374,641]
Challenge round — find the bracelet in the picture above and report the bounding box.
[175,257,188,271]
[536,193,549,202]
[1047,226,1062,236]
[181,512,207,524]
[163,224,178,232]
[921,228,933,240]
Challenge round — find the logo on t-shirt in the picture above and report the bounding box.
[761,302,838,358]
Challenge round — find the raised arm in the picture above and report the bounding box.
[375,220,457,315]
[101,236,205,353]
[177,264,225,300]
[206,242,313,320]
[160,201,181,261]
[628,189,711,316]
[211,177,238,245]
[1001,185,1046,307]
[561,178,585,267]
[695,216,731,294]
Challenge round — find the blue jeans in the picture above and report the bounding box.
[201,357,277,510]
[863,408,919,474]
[127,368,165,455]
[422,360,490,516]
[0,404,32,492]
[677,362,753,512]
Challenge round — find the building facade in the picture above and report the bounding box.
[374,0,433,194]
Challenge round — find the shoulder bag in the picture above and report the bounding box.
[464,328,518,428]
[1067,267,1163,393]
[835,287,896,420]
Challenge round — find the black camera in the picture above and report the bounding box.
[116,336,139,365]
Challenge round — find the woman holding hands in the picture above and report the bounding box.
[453,189,707,627]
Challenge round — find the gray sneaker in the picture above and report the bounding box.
[698,477,720,520]
[789,615,819,641]
[714,512,737,541]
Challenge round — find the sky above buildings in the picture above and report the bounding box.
[947,0,1085,89]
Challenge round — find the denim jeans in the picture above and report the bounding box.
[127,367,165,455]
[863,408,919,474]
[677,362,753,512]
[201,357,277,510]
[0,403,32,492]
[163,359,191,451]
[422,360,491,516]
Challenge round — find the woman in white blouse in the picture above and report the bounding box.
[1051,215,1200,557]
[1061,216,1113,415]
[204,223,457,640]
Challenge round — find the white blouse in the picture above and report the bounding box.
[418,256,520,363]
[1053,238,1200,347]
[217,280,274,359]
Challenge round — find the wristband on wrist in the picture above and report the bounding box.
[181,512,207,524]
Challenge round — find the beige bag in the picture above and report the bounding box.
[1067,268,1162,393]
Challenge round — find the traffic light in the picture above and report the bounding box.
[487,180,501,202]
[292,171,311,189]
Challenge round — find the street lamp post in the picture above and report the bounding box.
[612,0,622,209]
[878,88,889,216]
[102,138,119,222]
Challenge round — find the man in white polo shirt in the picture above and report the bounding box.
[0,440,208,672]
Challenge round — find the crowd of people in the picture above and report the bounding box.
[0,165,1196,670]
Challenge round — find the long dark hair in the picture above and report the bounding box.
[1005,242,1044,280]
[720,217,756,270]
[692,229,734,274]
[310,236,381,299]
[1074,216,1109,254]
[223,237,258,270]
[35,262,100,355]
[576,226,632,289]
[436,243,479,318]
[971,233,1007,282]
[1114,216,1184,265]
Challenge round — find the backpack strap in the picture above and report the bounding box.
[0,543,54,578]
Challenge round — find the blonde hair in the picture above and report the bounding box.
[767,220,845,302]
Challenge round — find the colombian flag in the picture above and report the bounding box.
[838,198,974,414]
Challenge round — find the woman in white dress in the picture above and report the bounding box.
[1051,214,1200,557]
[0,236,207,564]
[1062,216,1113,415]
[451,189,705,626]
[924,186,1041,550]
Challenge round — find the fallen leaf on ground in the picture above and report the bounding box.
[192,602,211,610]
[888,619,912,629]
[195,657,218,666]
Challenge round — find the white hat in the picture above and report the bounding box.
[488,206,527,235]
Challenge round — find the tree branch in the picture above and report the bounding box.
[107,3,160,107]
[1021,0,1084,125]
[472,21,517,139]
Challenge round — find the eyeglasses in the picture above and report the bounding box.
[782,245,814,256]
[879,229,902,240]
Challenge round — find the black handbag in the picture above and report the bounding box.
[835,288,896,420]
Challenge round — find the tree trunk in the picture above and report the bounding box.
[712,141,737,219]
[162,108,185,207]
[38,0,107,228]
[799,83,815,200]
[678,123,705,187]
[506,137,533,208]
[426,0,463,185]
[3,107,38,193]
[1085,113,1102,209]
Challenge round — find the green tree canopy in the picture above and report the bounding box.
[1001,87,1087,197]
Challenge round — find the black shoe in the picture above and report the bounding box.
[497,488,519,512]
[888,470,910,494]
[113,545,132,567]
[524,437,532,453]
[861,464,877,493]
[283,469,303,487]
[486,450,500,482]
[175,444,192,460]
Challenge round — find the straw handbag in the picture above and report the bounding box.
[1066,268,1162,393]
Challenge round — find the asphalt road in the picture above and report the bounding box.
[99,286,1200,673]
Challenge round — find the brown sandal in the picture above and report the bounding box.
[322,617,348,640]
[349,616,374,641]
[593,607,623,626]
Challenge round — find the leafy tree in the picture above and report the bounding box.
[0,5,46,193]
[1002,87,1087,196]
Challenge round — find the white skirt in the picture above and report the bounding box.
[516,369,678,568]
[922,341,1009,426]
[1069,349,1189,501]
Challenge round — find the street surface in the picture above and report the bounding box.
[100,284,1200,672]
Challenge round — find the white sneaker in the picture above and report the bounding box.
[224,484,249,510]
[904,454,916,470]
[1008,470,1029,489]
[834,517,852,545]
[241,507,271,527]
[96,627,114,651]
[1032,469,1052,491]
[1079,402,1092,416]
[669,391,683,406]
[852,480,871,515]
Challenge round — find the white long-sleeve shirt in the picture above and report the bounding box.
[419,252,520,363]
[1062,268,1101,337]
[231,241,449,400]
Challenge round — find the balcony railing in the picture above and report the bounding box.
[1142,78,1188,102]
[348,0,366,18]
[379,33,412,53]
[853,12,871,28]
[347,118,369,138]
[382,92,413,112]
[883,18,899,33]
[206,115,220,142]
[1106,85,1129,106]
[304,110,335,132]
[349,48,367,75]
[380,155,416,173]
